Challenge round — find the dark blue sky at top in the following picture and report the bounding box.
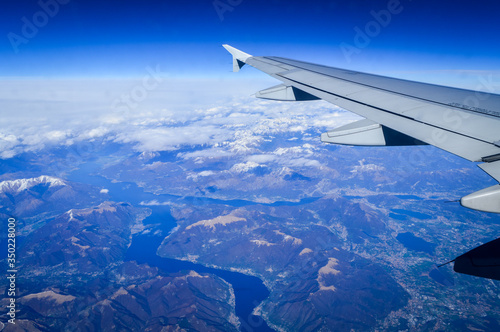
[1,0,500,80]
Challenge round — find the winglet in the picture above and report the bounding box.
[223,44,252,72]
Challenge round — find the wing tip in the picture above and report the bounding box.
[223,44,252,72]
[222,44,252,61]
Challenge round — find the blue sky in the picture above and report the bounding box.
[2,0,500,81]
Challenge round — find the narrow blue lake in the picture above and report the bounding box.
[67,161,289,331]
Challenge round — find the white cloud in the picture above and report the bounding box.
[274,145,315,156]
[0,77,352,160]
[231,161,260,173]
[45,130,68,141]
[139,200,170,206]
[178,148,231,161]
[83,127,110,139]
[287,158,322,168]
[246,154,276,164]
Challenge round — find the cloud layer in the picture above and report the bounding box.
[0,77,359,159]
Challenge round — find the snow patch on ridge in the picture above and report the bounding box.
[0,175,66,193]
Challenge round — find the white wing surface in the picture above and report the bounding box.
[223,45,500,213]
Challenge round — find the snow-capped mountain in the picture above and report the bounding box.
[0,176,102,219]
[0,175,66,194]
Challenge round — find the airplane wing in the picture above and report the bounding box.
[223,44,500,214]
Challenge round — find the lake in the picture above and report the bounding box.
[396,232,436,255]
[68,161,292,331]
